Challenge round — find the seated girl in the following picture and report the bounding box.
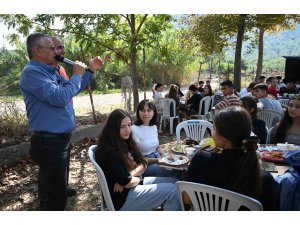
[132,100,181,178]
[95,109,180,211]
[165,84,181,118]
[184,106,278,210]
[270,94,300,145]
[239,96,267,144]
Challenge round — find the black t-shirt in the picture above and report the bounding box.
[185,149,276,210]
[279,87,297,95]
[187,93,202,112]
[185,149,239,190]
[95,145,132,210]
[252,118,267,144]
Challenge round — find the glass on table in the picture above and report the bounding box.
[167,144,175,160]
[185,147,196,158]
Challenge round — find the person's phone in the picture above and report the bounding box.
[263,162,278,173]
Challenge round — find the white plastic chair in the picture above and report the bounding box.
[266,125,277,144]
[176,181,263,211]
[190,96,212,120]
[88,145,115,211]
[158,98,180,134]
[279,99,289,107]
[175,120,214,143]
[257,110,283,129]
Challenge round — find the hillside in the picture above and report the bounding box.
[224,24,300,69]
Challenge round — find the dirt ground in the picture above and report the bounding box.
[0,90,180,211]
[0,128,177,211]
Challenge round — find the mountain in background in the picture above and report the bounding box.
[226,25,300,69]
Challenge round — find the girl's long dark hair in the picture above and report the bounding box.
[134,100,157,126]
[239,96,259,118]
[167,84,179,100]
[273,95,300,143]
[97,109,147,170]
[214,106,261,199]
[204,84,213,96]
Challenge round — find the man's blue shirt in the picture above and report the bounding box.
[258,97,283,115]
[20,60,94,133]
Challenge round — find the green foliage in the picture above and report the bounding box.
[140,28,198,86]
[0,44,28,95]
[1,14,300,95]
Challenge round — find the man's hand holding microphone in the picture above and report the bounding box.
[55,53,104,76]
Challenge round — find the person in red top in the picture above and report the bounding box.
[51,36,76,197]
[52,36,69,80]
[267,77,278,98]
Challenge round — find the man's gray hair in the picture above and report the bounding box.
[26,32,51,59]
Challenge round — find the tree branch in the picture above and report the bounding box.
[136,14,148,34]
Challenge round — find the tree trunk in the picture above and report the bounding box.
[255,27,265,81]
[233,14,247,92]
[197,62,202,81]
[209,59,212,80]
[130,15,139,111]
[143,47,146,100]
[227,62,230,80]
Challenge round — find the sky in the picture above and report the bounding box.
[1,0,300,49]
[1,0,300,14]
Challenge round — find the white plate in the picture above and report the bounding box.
[171,145,187,153]
[161,155,189,165]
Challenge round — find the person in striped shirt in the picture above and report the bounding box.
[215,80,240,111]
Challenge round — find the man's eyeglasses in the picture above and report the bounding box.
[56,45,65,50]
[38,45,55,51]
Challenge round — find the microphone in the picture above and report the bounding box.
[54,55,75,66]
[54,55,95,74]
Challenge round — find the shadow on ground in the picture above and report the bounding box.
[0,128,176,211]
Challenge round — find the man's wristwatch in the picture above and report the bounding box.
[138,176,143,184]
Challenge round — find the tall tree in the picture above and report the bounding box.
[233,14,248,91]
[253,14,300,80]
[0,14,173,110]
[183,14,252,91]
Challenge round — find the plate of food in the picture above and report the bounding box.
[172,144,188,153]
[184,139,199,145]
[200,137,216,148]
[161,154,189,165]
[261,151,286,163]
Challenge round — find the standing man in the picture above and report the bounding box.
[51,36,75,196]
[20,32,103,210]
[52,36,69,80]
